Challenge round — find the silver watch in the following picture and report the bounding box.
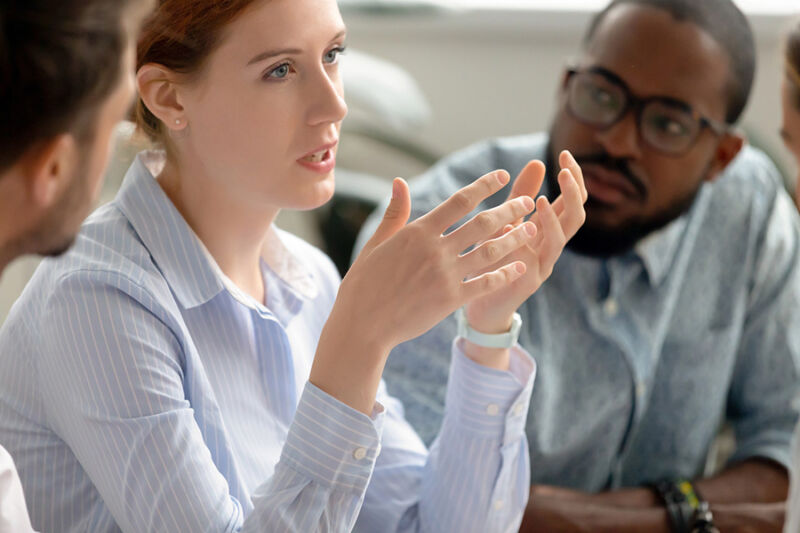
[456,307,522,349]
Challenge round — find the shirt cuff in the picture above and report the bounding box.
[441,339,536,445]
[279,382,385,493]
[728,436,794,473]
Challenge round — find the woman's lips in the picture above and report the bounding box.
[297,144,337,174]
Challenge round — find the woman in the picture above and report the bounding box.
[784,21,800,533]
[0,0,586,531]
[783,21,800,212]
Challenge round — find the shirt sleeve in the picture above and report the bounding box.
[726,191,800,470]
[36,271,385,533]
[0,445,36,533]
[785,425,800,533]
[354,339,536,533]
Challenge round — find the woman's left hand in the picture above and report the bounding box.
[462,150,587,342]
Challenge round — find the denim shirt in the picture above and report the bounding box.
[357,133,800,490]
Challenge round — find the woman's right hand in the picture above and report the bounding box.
[311,170,538,413]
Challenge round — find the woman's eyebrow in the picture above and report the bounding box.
[246,30,347,66]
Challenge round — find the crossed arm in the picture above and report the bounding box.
[520,458,787,533]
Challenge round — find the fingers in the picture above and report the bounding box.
[420,170,510,233]
[556,168,586,240]
[445,195,535,251]
[462,261,527,301]
[459,221,537,277]
[508,160,546,203]
[533,196,567,271]
[360,178,411,257]
[559,150,587,203]
[547,151,587,219]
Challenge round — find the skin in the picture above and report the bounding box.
[780,78,800,210]
[0,30,140,274]
[137,0,586,415]
[520,5,788,532]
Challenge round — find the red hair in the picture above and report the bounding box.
[135,0,259,142]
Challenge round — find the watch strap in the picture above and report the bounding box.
[456,307,522,349]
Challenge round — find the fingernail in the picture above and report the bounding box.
[496,171,510,185]
[515,263,526,274]
[523,196,535,210]
[524,222,536,236]
[392,178,400,199]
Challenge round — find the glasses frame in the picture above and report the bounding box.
[564,66,729,157]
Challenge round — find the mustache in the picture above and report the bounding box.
[572,152,647,200]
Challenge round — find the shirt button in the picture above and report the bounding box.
[513,403,525,416]
[486,403,500,416]
[494,500,504,510]
[636,382,646,399]
[353,447,367,460]
[603,298,619,317]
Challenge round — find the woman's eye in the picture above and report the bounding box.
[266,63,291,79]
[323,47,346,64]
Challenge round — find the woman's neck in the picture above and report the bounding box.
[155,155,279,305]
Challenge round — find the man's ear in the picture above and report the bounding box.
[18,134,79,208]
[705,131,745,183]
[137,63,187,132]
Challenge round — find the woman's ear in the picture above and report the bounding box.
[137,63,188,131]
[705,131,745,183]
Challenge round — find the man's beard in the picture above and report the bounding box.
[544,144,703,258]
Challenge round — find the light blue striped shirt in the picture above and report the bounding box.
[0,152,536,533]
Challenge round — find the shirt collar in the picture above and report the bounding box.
[633,184,710,286]
[116,151,317,309]
[633,215,687,286]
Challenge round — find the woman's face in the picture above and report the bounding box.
[177,0,348,212]
[781,78,800,193]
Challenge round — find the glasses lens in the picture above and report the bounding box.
[641,101,700,155]
[568,72,626,127]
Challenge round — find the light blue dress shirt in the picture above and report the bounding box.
[357,133,800,491]
[0,152,536,532]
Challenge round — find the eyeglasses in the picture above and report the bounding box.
[565,67,728,157]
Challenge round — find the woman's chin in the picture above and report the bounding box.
[287,178,336,211]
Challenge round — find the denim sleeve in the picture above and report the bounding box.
[726,191,800,470]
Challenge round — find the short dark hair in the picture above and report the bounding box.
[786,20,800,109]
[0,1,139,172]
[584,0,756,125]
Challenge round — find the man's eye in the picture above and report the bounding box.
[592,88,616,107]
[652,115,689,137]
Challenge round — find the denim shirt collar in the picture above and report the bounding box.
[634,184,710,286]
